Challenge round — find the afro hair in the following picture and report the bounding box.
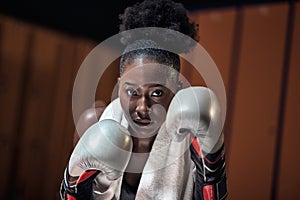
[118,0,199,53]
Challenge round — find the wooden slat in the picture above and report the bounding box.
[12,26,62,199]
[0,16,31,199]
[96,51,119,104]
[69,39,97,126]
[227,3,288,199]
[277,2,300,199]
[41,35,78,200]
[188,8,236,90]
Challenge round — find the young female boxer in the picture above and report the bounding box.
[60,0,228,199]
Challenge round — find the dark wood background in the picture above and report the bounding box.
[0,1,299,199]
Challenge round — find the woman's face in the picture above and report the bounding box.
[118,57,180,138]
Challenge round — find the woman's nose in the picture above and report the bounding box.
[136,96,150,118]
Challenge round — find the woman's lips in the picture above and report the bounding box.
[133,119,152,126]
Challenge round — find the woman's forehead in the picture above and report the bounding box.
[121,62,175,79]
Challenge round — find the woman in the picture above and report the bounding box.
[60,0,228,199]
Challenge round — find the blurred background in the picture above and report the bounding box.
[0,0,299,199]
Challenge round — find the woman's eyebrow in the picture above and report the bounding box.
[148,83,165,88]
[123,82,166,88]
[124,82,137,87]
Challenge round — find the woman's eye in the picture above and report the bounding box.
[152,90,164,97]
[126,89,138,96]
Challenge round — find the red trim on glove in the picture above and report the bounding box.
[77,170,98,184]
[203,151,223,165]
[190,135,224,165]
[66,194,77,200]
[190,135,202,156]
[203,185,215,200]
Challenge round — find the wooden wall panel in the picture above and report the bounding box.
[70,40,98,125]
[38,31,98,200]
[67,39,97,131]
[188,8,236,90]
[48,36,95,199]
[0,17,31,199]
[227,3,288,199]
[180,8,236,89]
[96,55,120,104]
[11,27,63,199]
[42,36,78,200]
[277,2,300,200]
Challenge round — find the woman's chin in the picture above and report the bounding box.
[129,121,161,138]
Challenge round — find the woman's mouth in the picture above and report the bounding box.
[133,119,152,126]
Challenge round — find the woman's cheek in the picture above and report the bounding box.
[150,104,167,124]
[123,99,138,121]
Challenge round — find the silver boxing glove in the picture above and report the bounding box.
[166,86,223,153]
[166,86,227,199]
[60,119,132,200]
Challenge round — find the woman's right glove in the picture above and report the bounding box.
[60,119,133,200]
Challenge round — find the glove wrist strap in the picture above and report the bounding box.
[60,166,100,200]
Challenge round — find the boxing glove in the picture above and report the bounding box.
[166,86,223,153]
[166,86,227,200]
[60,119,133,200]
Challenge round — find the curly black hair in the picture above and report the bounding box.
[118,0,199,75]
[119,0,199,43]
